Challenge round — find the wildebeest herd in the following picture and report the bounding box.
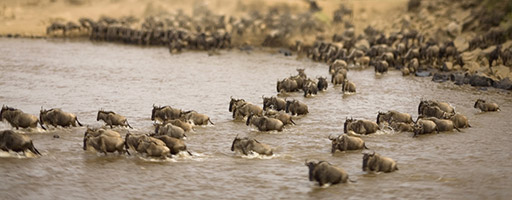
[0,63,501,186]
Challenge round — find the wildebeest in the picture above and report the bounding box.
[376,110,413,125]
[418,100,455,115]
[344,118,380,135]
[341,79,356,93]
[422,117,461,132]
[474,99,500,112]
[180,110,214,125]
[230,97,263,120]
[231,135,273,156]
[1,106,46,130]
[413,118,438,137]
[317,77,328,91]
[419,104,450,119]
[40,107,83,128]
[0,130,41,156]
[153,123,186,139]
[374,60,389,74]
[97,110,133,129]
[331,70,346,85]
[329,59,348,74]
[124,132,146,154]
[389,122,414,132]
[246,115,284,132]
[83,129,127,155]
[153,135,191,156]
[151,105,182,122]
[163,119,193,132]
[448,113,471,128]
[84,127,121,138]
[277,77,299,93]
[285,100,309,115]
[133,134,170,158]
[262,96,287,111]
[229,97,246,112]
[362,152,398,173]
[233,102,264,120]
[305,160,352,186]
[329,134,367,153]
[264,109,295,126]
[46,22,66,35]
[303,79,318,97]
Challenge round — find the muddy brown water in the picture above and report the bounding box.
[0,38,511,199]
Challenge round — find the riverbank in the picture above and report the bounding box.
[1,0,512,90]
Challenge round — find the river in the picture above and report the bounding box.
[0,38,511,199]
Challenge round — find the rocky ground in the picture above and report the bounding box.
[1,0,511,90]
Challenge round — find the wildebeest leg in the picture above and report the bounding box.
[454,126,461,132]
[100,139,108,155]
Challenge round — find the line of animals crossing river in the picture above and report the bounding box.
[0,62,501,187]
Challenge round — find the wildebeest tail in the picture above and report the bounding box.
[208,118,215,125]
[75,117,83,126]
[126,120,133,129]
[38,120,47,130]
[29,141,42,156]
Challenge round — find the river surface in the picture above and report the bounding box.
[0,38,511,200]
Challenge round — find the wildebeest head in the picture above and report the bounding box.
[376,111,391,125]
[1,105,17,120]
[329,134,346,153]
[231,134,240,151]
[362,152,376,171]
[0,105,7,120]
[262,96,272,110]
[343,117,354,133]
[412,123,423,137]
[151,104,159,121]
[83,128,94,151]
[297,68,306,78]
[285,100,292,113]
[229,97,244,112]
[39,107,52,124]
[304,159,318,181]
[474,99,485,108]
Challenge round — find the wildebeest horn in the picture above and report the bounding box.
[328,134,336,140]
[304,159,309,165]
[235,134,239,139]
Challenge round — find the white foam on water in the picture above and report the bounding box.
[239,151,278,159]
[0,150,37,158]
